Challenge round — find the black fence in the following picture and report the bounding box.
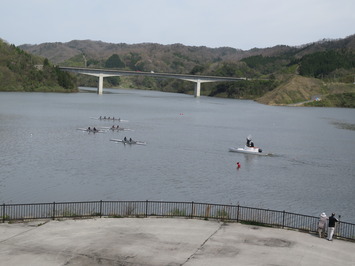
[2,201,354,241]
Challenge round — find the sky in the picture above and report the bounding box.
[1,0,355,50]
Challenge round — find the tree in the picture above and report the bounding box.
[43,58,50,66]
[105,54,125,69]
[190,65,205,75]
[124,52,142,70]
[106,76,120,86]
[299,50,355,78]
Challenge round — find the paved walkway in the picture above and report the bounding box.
[0,217,354,265]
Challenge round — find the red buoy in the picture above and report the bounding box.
[236,162,241,169]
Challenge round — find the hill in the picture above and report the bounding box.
[257,75,326,105]
[0,39,77,92]
[15,35,355,106]
[19,36,355,67]
[20,40,244,67]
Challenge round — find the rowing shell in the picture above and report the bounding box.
[101,127,132,131]
[90,117,128,122]
[77,128,106,133]
[110,138,146,145]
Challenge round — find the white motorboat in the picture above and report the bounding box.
[229,145,263,154]
[229,135,266,155]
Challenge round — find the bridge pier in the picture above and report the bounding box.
[194,81,201,97]
[97,73,119,94]
[98,74,104,95]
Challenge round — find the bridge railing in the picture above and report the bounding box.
[2,201,354,241]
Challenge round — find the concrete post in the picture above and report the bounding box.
[98,74,104,95]
[194,80,201,97]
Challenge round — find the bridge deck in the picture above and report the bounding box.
[59,66,247,95]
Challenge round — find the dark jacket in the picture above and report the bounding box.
[328,215,339,227]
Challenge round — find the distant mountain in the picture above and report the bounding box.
[20,40,247,73]
[14,35,355,107]
[19,35,355,66]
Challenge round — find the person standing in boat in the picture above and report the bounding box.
[246,137,251,147]
[246,135,254,147]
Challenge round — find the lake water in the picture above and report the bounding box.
[1,88,355,223]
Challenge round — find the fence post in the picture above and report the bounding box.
[52,202,56,220]
[99,200,103,218]
[282,210,285,228]
[237,204,240,222]
[336,216,341,239]
[145,200,148,218]
[191,201,194,219]
[2,203,5,223]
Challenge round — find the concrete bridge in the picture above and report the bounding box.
[59,66,247,96]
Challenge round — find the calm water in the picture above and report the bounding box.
[1,88,355,222]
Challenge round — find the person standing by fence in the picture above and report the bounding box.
[327,213,339,241]
[317,212,327,238]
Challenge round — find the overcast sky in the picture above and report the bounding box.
[1,0,355,50]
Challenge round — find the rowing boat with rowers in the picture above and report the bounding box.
[110,138,146,145]
[77,128,106,133]
[90,117,128,122]
[101,126,132,131]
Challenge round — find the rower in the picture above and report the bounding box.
[129,138,133,142]
[87,127,91,131]
[93,127,97,132]
[124,137,127,141]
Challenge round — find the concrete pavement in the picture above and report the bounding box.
[0,217,354,265]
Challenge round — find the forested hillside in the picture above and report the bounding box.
[0,39,76,92]
[14,35,355,106]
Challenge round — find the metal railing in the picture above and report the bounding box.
[2,201,354,241]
